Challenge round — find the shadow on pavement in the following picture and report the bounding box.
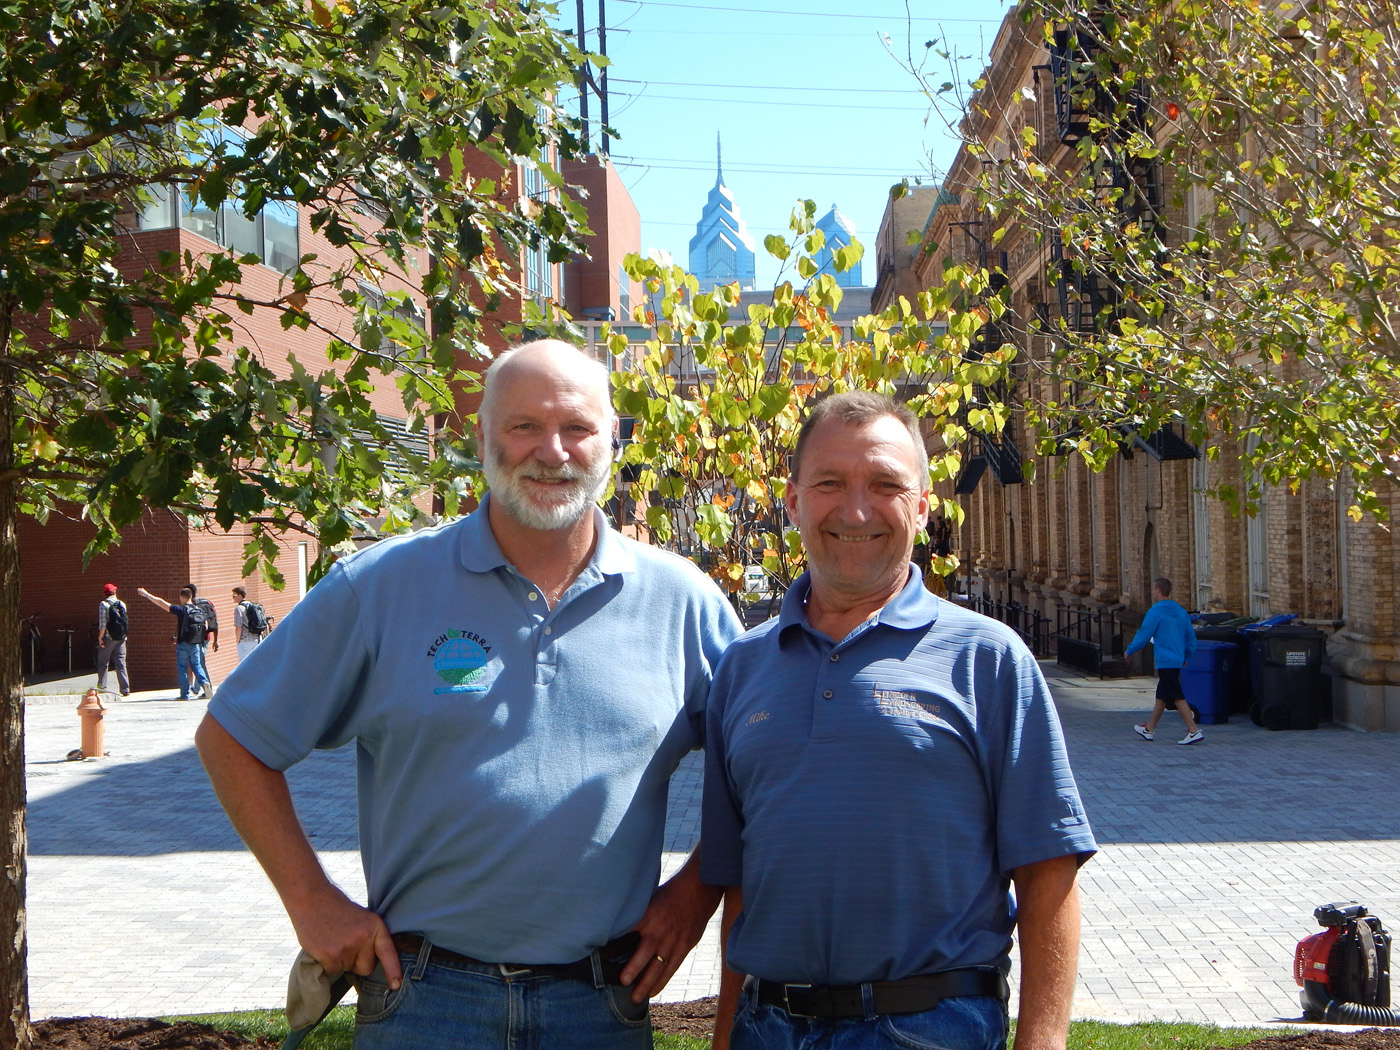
[27,743,358,856]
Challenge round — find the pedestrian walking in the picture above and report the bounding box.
[136,586,211,700]
[231,586,268,663]
[94,583,130,696]
[1128,577,1203,745]
[185,583,219,693]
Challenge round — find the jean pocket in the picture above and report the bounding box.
[355,963,413,1026]
[877,996,1008,1050]
[605,983,652,1027]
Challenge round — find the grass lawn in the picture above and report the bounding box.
[174,1006,1295,1050]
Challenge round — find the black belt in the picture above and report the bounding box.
[392,931,640,986]
[756,968,1008,1019]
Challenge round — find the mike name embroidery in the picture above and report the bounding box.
[745,710,771,726]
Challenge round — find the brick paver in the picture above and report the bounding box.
[25,665,1400,1028]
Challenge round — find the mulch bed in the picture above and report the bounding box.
[33,1017,276,1049]
[32,1006,1400,1048]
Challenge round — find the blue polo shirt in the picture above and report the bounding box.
[210,496,741,964]
[1125,599,1197,669]
[701,569,1096,986]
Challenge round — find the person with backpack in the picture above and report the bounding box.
[186,583,219,695]
[95,583,130,696]
[136,585,212,700]
[231,585,269,664]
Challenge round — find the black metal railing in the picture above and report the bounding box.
[1054,604,1127,677]
[968,596,1052,657]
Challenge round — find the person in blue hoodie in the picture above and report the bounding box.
[1126,577,1204,744]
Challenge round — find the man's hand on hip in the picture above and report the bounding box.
[289,883,402,990]
[622,850,723,1003]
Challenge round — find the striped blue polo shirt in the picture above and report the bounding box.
[701,569,1096,986]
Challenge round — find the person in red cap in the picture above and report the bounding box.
[96,583,130,696]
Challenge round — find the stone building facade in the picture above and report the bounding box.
[897,9,1398,730]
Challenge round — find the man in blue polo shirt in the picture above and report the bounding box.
[196,340,742,1048]
[702,392,1097,1050]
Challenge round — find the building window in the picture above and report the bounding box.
[357,281,426,369]
[522,164,552,303]
[618,264,630,319]
[1193,455,1213,611]
[136,124,300,273]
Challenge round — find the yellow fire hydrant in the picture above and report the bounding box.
[77,688,106,759]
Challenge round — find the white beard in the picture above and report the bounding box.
[482,441,612,531]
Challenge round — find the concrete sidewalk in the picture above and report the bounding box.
[24,666,1400,1026]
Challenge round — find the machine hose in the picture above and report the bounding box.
[1301,981,1400,1024]
[1321,1000,1400,1024]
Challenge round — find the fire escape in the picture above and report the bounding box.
[1038,6,1193,463]
[1042,8,1163,337]
[951,218,1024,494]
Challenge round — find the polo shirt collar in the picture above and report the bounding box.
[777,565,940,645]
[458,493,635,577]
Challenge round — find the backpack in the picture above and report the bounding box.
[181,601,209,644]
[241,600,268,636]
[105,599,128,642]
[193,597,219,633]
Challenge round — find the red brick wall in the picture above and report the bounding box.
[18,506,316,692]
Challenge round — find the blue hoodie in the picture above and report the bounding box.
[1125,599,1198,669]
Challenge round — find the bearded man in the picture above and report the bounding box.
[196,340,741,1049]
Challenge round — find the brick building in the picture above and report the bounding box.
[878,8,1399,731]
[20,150,641,694]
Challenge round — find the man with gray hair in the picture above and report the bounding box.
[197,339,742,1048]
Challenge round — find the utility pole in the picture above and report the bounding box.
[576,0,589,150]
[598,0,609,155]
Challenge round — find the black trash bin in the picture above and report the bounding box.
[1245,624,1330,730]
[1195,624,1253,714]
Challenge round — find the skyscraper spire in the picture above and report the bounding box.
[716,131,723,186]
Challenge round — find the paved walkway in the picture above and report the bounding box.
[25,666,1400,1027]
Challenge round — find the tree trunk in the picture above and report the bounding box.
[0,345,32,1047]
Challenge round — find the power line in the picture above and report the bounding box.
[615,0,1001,24]
[609,77,928,95]
[618,160,926,178]
[613,153,925,177]
[611,26,991,39]
[614,90,929,112]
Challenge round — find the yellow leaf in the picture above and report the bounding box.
[309,0,334,28]
[30,427,60,462]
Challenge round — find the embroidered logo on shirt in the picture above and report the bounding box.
[874,688,942,722]
[427,630,493,693]
[745,710,771,726]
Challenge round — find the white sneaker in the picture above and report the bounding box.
[1133,724,1154,741]
[1178,730,1204,745]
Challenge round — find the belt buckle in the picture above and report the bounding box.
[498,963,532,978]
[782,982,816,1018]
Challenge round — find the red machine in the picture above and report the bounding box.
[1294,901,1400,1024]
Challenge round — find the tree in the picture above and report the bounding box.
[0,2,589,1043]
[609,200,1010,601]
[912,0,1400,518]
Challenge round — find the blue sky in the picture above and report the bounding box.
[566,0,1009,288]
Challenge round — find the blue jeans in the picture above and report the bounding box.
[193,642,212,690]
[353,937,652,1050]
[175,643,209,698]
[731,978,1008,1050]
